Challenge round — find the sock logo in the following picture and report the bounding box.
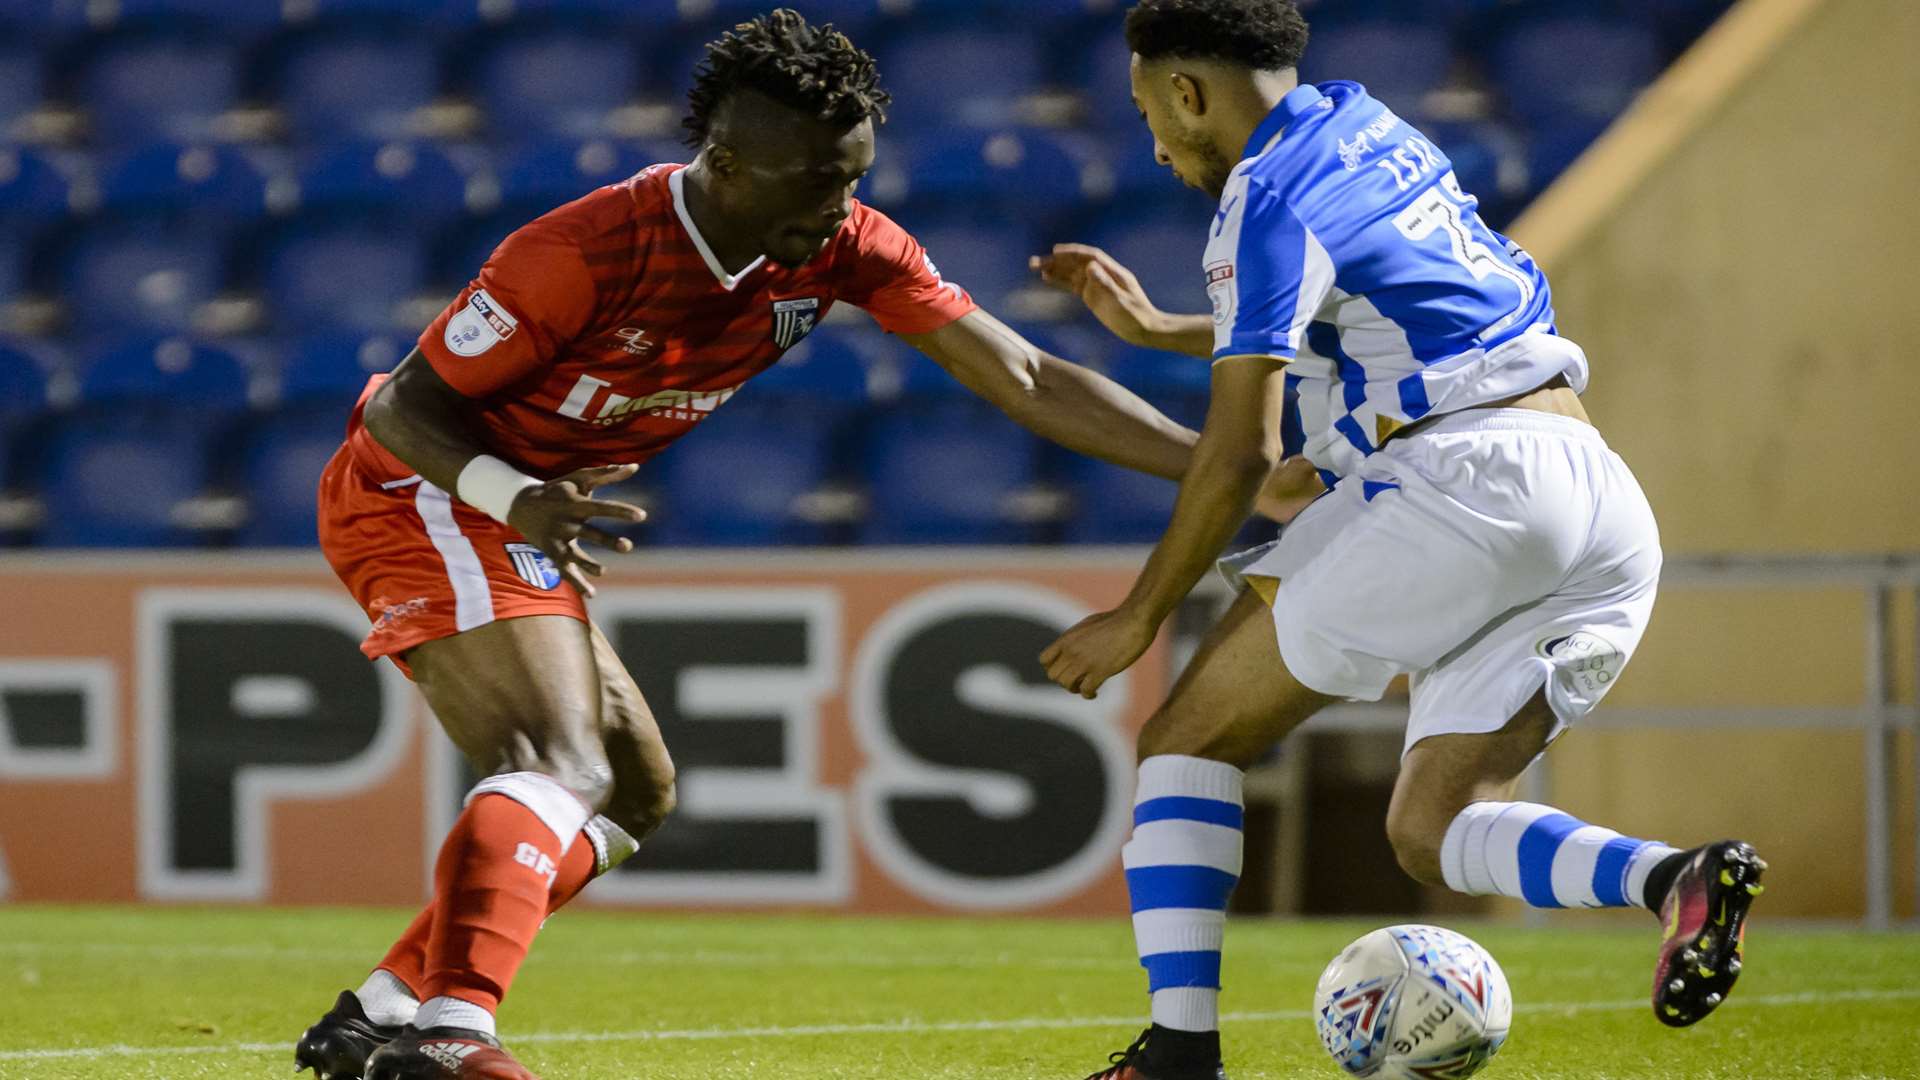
[512,842,558,888]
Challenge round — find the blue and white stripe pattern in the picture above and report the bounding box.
[1441,801,1678,910]
[1123,755,1245,1031]
[1202,81,1591,484]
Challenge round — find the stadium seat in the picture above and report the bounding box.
[1524,116,1614,191]
[78,337,251,411]
[1299,19,1455,114]
[0,147,75,227]
[61,219,228,335]
[0,341,50,488]
[1086,209,1212,321]
[78,32,243,142]
[494,138,670,212]
[896,211,1036,314]
[33,410,223,547]
[888,129,1088,211]
[281,0,477,26]
[1491,18,1661,124]
[263,219,430,334]
[748,330,873,405]
[859,399,1043,544]
[278,331,405,405]
[99,143,275,219]
[880,27,1045,129]
[1080,30,1140,135]
[294,141,471,223]
[475,27,643,139]
[235,408,347,546]
[649,398,839,546]
[1104,346,1210,431]
[274,28,444,140]
[0,46,44,135]
[1060,453,1181,543]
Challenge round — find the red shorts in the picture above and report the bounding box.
[317,443,585,671]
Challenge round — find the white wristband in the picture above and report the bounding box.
[456,455,540,525]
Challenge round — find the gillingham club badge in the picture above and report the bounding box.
[771,296,821,349]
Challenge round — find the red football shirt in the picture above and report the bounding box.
[346,163,975,479]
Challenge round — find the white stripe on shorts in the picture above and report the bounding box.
[414,482,494,632]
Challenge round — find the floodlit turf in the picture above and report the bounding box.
[1,907,1917,1079]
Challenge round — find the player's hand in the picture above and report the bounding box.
[1253,455,1325,525]
[1030,243,1165,347]
[1040,604,1159,700]
[505,463,647,598]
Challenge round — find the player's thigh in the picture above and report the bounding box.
[407,614,612,804]
[586,620,677,837]
[1139,589,1337,766]
[1386,689,1557,860]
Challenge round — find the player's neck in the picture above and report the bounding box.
[678,161,764,274]
[1213,68,1301,162]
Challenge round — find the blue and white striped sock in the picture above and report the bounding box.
[1441,801,1679,909]
[1123,755,1244,1033]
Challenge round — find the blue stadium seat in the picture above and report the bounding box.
[281,0,478,25]
[897,211,1035,314]
[485,0,677,20]
[295,141,470,223]
[476,28,643,139]
[1105,345,1210,431]
[889,129,1088,210]
[1491,18,1661,124]
[880,27,1044,129]
[0,341,51,488]
[1086,209,1212,321]
[494,138,669,212]
[100,143,275,219]
[749,330,873,404]
[54,0,283,29]
[1300,19,1455,114]
[1080,29,1139,134]
[78,32,243,142]
[274,28,444,139]
[263,219,430,334]
[278,331,405,404]
[235,408,346,546]
[0,147,75,226]
[33,411,222,547]
[1421,119,1526,227]
[649,399,839,546]
[1524,116,1614,191]
[859,400,1041,544]
[0,46,44,134]
[1061,454,1180,543]
[79,337,250,411]
[61,219,228,335]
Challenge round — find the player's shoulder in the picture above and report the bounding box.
[513,161,680,251]
[1243,81,1402,195]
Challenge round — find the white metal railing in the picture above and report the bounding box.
[1173,553,1920,929]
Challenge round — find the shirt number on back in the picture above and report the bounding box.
[1392,172,1537,319]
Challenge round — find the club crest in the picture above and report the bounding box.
[504,543,561,590]
[772,296,821,349]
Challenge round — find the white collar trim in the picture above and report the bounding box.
[670,167,765,292]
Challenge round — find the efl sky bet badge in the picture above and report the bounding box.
[444,288,520,356]
[772,296,821,349]
[505,543,562,590]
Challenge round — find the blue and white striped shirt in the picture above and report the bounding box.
[1203,81,1589,481]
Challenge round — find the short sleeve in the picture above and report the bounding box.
[418,223,597,397]
[1206,179,1335,362]
[835,204,977,335]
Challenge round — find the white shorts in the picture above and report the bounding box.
[1223,409,1661,753]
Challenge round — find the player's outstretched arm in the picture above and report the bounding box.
[1030,243,1215,358]
[1041,354,1288,698]
[363,350,645,596]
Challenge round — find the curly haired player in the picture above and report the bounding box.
[291,9,1302,1080]
[1029,2,1767,1077]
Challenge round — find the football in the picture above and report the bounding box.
[1312,924,1513,1080]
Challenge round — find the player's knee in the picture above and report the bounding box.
[520,745,615,814]
[1385,803,1447,886]
[606,766,677,840]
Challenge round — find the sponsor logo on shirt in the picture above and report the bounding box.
[772,296,821,350]
[443,287,519,357]
[555,372,742,424]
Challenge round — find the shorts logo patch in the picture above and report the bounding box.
[505,543,561,590]
[443,287,520,357]
[1537,630,1623,695]
[772,296,821,349]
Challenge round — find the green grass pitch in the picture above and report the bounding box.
[2,907,1917,1079]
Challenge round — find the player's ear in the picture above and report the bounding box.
[1170,71,1207,119]
[705,142,738,179]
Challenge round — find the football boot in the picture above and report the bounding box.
[1651,839,1767,1027]
[295,990,402,1080]
[1081,1027,1227,1080]
[363,1025,541,1080]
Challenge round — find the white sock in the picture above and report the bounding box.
[1440,801,1679,909]
[1124,755,1245,1033]
[414,995,496,1038]
[584,815,641,875]
[355,969,419,1027]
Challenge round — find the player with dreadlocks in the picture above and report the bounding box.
[290,9,1305,1080]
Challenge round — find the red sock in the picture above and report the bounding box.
[420,792,586,1011]
[376,826,596,998]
